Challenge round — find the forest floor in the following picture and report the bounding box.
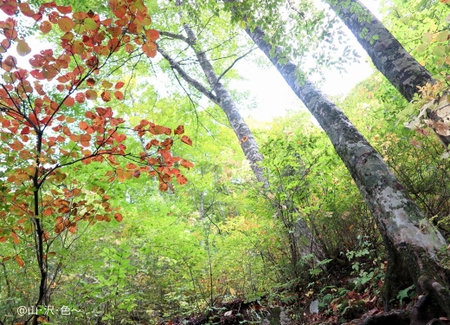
[160,273,450,325]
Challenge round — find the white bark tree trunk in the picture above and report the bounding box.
[157,24,326,263]
[247,25,450,315]
[328,0,450,146]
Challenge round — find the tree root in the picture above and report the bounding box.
[350,296,450,325]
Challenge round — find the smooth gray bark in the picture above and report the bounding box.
[328,0,450,146]
[157,25,325,263]
[247,25,450,315]
[158,27,266,184]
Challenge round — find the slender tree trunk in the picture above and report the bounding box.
[182,24,267,184]
[157,25,325,262]
[327,0,450,146]
[247,25,450,316]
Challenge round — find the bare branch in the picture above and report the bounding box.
[159,30,190,44]
[215,47,257,86]
[157,43,219,104]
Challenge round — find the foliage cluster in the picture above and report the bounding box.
[2,0,450,324]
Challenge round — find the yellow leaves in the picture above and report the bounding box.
[16,39,31,56]
[116,168,133,181]
[57,17,75,33]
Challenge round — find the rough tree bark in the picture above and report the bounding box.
[247,25,450,317]
[156,23,325,262]
[327,0,450,146]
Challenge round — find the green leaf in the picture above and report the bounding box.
[432,45,446,57]
[436,30,449,42]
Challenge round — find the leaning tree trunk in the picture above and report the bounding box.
[327,0,450,146]
[156,23,325,261]
[181,23,267,184]
[247,25,450,316]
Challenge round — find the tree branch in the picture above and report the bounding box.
[159,30,191,44]
[157,43,219,104]
[215,47,257,86]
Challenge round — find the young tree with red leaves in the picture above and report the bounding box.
[0,1,192,323]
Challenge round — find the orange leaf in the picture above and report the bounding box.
[9,140,24,150]
[145,29,160,41]
[56,5,72,14]
[180,135,192,146]
[177,174,188,185]
[101,90,111,102]
[142,42,157,58]
[57,17,75,32]
[63,96,75,107]
[153,125,169,135]
[39,21,52,34]
[114,133,126,143]
[0,0,18,15]
[113,6,126,19]
[114,213,123,222]
[85,89,97,100]
[19,2,41,20]
[114,90,123,100]
[126,162,137,169]
[174,125,184,135]
[15,255,25,268]
[180,159,194,169]
[67,223,77,234]
[42,208,54,216]
[11,231,19,244]
[79,121,89,130]
[115,81,124,89]
[0,236,7,243]
[79,134,91,147]
[75,92,85,103]
[54,222,65,234]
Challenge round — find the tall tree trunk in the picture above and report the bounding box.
[247,25,450,316]
[157,24,325,262]
[327,0,450,146]
[182,23,267,184]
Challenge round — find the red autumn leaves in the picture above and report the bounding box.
[0,0,194,266]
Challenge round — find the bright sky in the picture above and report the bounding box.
[237,0,381,121]
[1,0,381,123]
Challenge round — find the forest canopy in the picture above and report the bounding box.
[1,0,450,324]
